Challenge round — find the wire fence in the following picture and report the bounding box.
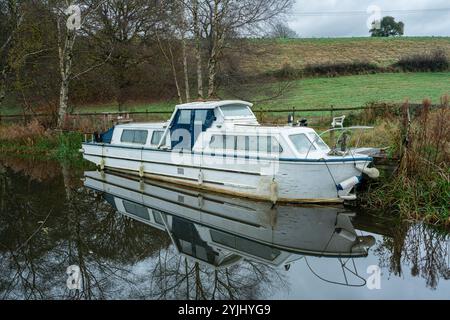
[0,102,443,132]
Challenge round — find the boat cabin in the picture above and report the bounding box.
[104,100,331,159]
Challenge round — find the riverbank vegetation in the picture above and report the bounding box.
[357,97,449,226]
[0,120,83,163]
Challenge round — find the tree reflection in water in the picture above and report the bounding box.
[0,159,449,299]
[0,163,170,299]
[374,219,450,290]
[0,162,286,299]
[144,247,288,300]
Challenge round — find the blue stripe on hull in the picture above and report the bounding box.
[82,142,373,163]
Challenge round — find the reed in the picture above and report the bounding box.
[0,120,84,162]
[361,96,450,226]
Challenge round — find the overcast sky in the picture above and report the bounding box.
[288,0,450,37]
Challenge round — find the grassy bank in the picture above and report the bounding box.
[0,120,84,164]
[356,101,450,226]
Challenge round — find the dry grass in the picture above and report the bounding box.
[0,119,49,144]
[235,37,450,75]
[361,97,450,226]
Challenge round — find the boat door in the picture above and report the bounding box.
[170,109,215,150]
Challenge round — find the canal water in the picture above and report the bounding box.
[0,157,449,300]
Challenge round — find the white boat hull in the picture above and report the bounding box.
[82,143,372,203]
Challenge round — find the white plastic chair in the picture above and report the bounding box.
[331,115,346,128]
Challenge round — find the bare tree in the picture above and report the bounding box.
[190,0,294,98]
[84,0,162,111]
[267,21,297,38]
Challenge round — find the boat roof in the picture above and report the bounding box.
[175,100,253,110]
[115,122,166,129]
[222,124,316,134]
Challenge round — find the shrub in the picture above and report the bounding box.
[303,61,381,77]
[55,132,83,162]
[271,62,301,79]
[394,50,449,72]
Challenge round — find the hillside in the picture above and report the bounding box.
[236,37,450,75]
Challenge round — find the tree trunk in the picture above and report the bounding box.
[57,17,76,129]
[181,38,190,102]
[193,0,203,99]
[207,34,225,99]
[58,75,70,128]
[169,46,183,104]
[0,68,6,105]
[207,0,225,99]
[156,32,183,104]
[207,52,217,99]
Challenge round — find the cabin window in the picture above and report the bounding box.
[194,109,209,123]
[224,135,236,150]
[123,200,149,220]
[210,134,282,153]
[267,136,283,153]
[209,135,236,151]
[209,135,224,149]
[121,129,148,144]
[177,110,192,125]
[290,134,316,153]
[151,130,164,145]
[152,209,165,225]
[211,230,281,261]
[308,132,329,150]
[236,135,246,151]
[220,105,253,117]
[248,136,258,152]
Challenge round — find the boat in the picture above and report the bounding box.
[81,100,379,203]
[83,170,376,270]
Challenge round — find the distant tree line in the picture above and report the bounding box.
[0,0,293,128]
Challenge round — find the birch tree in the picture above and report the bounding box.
[192,0,203,99]
[53,0,109,128]
[55,1,80,128]
[193,0,294,98]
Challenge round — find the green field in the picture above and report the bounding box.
[255,72,450,110]
[69,72,449,114]
[1,72,448,116]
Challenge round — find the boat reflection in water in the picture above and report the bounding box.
[84,171,375,275]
